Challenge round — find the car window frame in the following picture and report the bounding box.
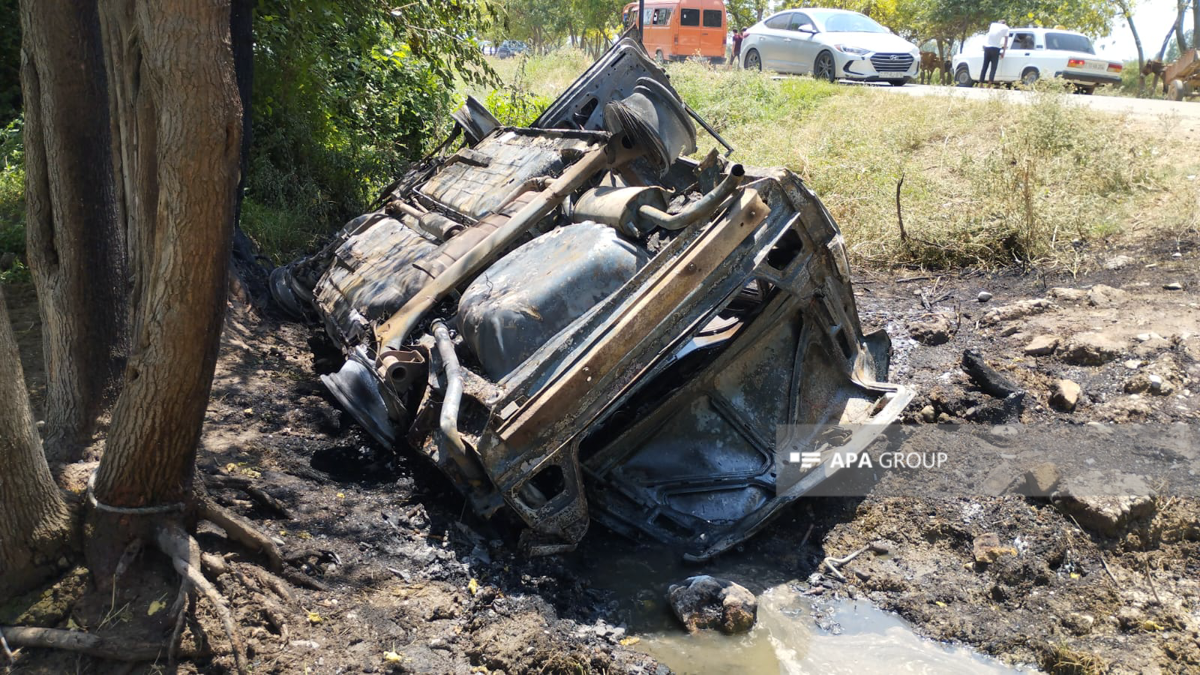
[764,12,792,30]
[1010,31,1035,50]
[788,12,816,33]
[679,7,700,27]
[702,9,722,28]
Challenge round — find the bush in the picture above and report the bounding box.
[0,116,26,283]
[483,88,553,127]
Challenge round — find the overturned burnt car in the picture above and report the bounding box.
[271,39,913,560]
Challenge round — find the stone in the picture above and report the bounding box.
[920,405,936,423]
[1062,613,1096,636]
[1102,255,1133,270]
[980,298,1054,325]
[667,576,758,634]
[1054,493,1157,537]
[1018,462,1060,496]
[1087,284,1129,307]
[1133,337,1172,358]
[1147,374,1174,396]
[1050,380,1081,412]
[1023,335,1060,356]
[977,291,993,302]
[972,533,1017,564]
[1163,282,1183,291]
[908,311,955,346]
[1124,374,1151,394]
[1124,359,1142,370]
[937,412,952,423]
[1048,287,1086,302]
[1062,333,1124,366]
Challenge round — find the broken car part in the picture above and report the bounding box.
[271,37,914,560]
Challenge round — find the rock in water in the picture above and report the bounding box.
[667,576,758,634]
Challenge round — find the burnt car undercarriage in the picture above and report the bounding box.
[271,39,914,560]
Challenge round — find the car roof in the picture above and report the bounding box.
[766,7,857,17]
[1001,27,1088,36]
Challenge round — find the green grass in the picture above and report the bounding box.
[665,63,1170,269]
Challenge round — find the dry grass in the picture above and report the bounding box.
[469,53,1200,271]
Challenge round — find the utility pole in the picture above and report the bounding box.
[638,0,645,46]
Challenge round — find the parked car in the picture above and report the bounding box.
[741,8,919,85]
[621,0,728,64]
[952,28,1122,93]
[496,40,529,59]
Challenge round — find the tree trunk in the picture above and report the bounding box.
[1193,0,1199,50]
[0,287,74,601]
[1118,0,1146,96]
[87,0,242,580]
[1176,0,1189,54]
[19,0,129,463]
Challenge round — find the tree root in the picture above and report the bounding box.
[199,496,284,572]
[206,474,293,519]
[0,626,205,662]
[155,521,248,675]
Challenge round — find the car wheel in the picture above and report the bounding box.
[1020,67,1039,86]
[744,49,762,71]
[1169,79,1185,101]
[814,51,836,82]
[888,78,908,87]
[655,50,665,63]
[955,65,973,87]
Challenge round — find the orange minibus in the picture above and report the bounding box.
[622,0,728,64]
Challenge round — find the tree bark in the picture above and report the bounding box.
[1117,0,1146,96]
[19,0,129,463]
[1193,0,1199,50]
[88,0,242,577]
[1176,0,1189,55]
[0,288,74,601]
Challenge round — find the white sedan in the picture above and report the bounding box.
[952,28,1122,93]
[741,8,919,85]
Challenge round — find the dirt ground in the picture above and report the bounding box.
[3,229,1198,674]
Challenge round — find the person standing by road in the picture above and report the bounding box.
[731,28,744,69]
[981,19,1009,86]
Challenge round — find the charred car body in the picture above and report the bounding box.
[271,39,913,560]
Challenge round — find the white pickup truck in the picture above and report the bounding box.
[952,28,1123,93]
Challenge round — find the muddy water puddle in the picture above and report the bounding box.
[577,544,1032,674]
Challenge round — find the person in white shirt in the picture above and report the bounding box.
[982,20,1009,85]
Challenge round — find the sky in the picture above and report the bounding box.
[1095,0,1191,60]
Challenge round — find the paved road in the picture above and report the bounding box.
[880,82,1200,123]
